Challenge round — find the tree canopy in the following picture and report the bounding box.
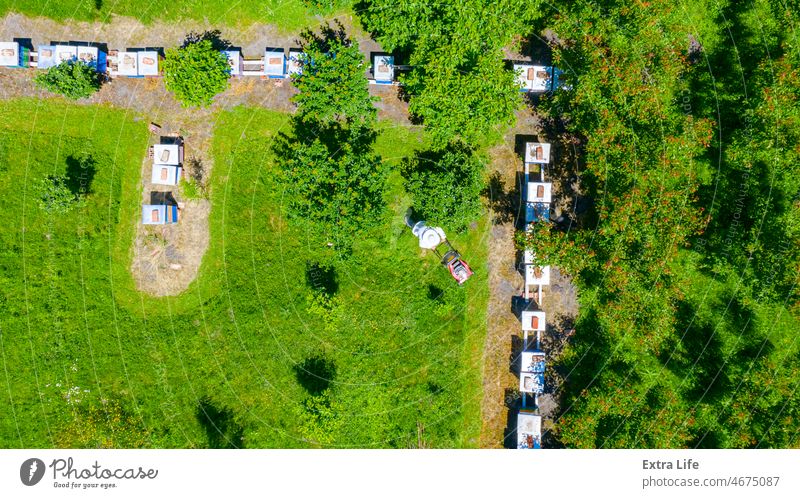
[291,22,377,127]
[275,24,387,254]
[34,174,81,214]
[402,141,485,232]
[163,38,231,107]
[34,60,102,100]
[518,0,800,448]
[358,0,544,146]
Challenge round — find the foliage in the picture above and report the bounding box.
[402,141,485,232]
[704,54,800,303]
[515,222,594,277]
[535,0,800,449]
[276,24,387,254]
[306,290,343,333]
[275,125,387,253]
[403,52,521,147]
[34,174,81,214]
[163,39,231,107]
[292,22,377,126]
[358,0,544,146]
[34,60,101,100]
[531,0,715,354]
[295,391,344,446]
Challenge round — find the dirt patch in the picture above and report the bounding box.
[479,110,531,448]
[479,107,579,447]
[132,198,211,296]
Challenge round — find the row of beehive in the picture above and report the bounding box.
[0,40,562,91]
[516,141,554,449]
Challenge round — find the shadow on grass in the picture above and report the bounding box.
[294,356,337,395]
[65,154,96,196]
[196,397,244,449]
[305,262,338,295]
[182,30,232,51]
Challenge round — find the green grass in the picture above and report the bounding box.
[0,100,489,448]
[0,0,352,32]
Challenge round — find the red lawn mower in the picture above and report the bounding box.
[435,241,474,285]
[406,213,473,285]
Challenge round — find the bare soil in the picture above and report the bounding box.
[479,107,579,448]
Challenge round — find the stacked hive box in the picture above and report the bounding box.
[516,141,553,449]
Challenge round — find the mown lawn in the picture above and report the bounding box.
[0,100,488,448]
[0,0,352,31]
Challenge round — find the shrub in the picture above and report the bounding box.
[402,141,485,232]
[34,60,102,100]
[163,39,231,107]
[34,174,81,214]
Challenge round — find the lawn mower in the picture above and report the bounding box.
[406,213,473,285]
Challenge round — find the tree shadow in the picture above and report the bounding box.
[294,356,337,395]
[550,308,613,405]
[65,154,96,196]
[502,401,519,449]
[509,334,525,376]
[661,296,765,405]
[427,284,443,300]
[186,157,204,185]
[594,414,627,448]
[305,262,338,295]
[149,191,177,206]
[182,30,231,51]
[13,37,33,52]
[298,19,350,52]
[0,138,8,173]
[426,381,444,395]
[196,397,244,449]
[519,35,553,66]
[482,171,520,224]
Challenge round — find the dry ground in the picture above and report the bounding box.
[479,108,579,448]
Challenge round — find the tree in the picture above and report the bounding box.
[163,39,230,107]
[295,391,343,447]
[292,22,376,127]
[404,51,522,147]
[34,60,101,100]
[529,0,718,448]
[528,0,800,450]
[275,23,387,253]
[358,0,544,146]
[707,54,800,303]
[402,141,485,232]
[34,174,81,214]
[277,125,387,251]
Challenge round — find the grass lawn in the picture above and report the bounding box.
[0,100,488,448]
[0,0,352,31]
